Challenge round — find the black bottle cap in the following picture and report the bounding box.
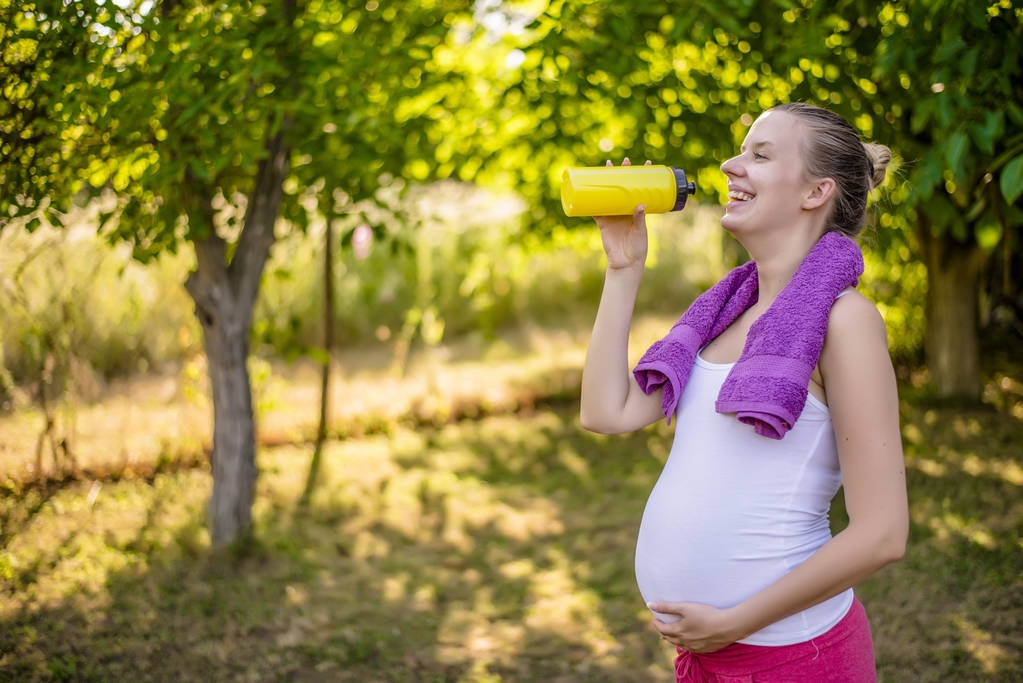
[671,167,696,212]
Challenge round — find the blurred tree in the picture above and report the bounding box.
[0,0,483,546]
[770,0,1023,398]
[506,0,1022,398]
[866,1,1022,396]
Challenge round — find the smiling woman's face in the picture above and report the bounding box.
[718,110,818,237]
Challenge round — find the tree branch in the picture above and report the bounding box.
[229,129,289,314]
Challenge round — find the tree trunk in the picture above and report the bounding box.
[185,132,289,547]
[202,302,258,544]
[918,214,985,400]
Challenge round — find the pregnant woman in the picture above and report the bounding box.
[579,103,908,682]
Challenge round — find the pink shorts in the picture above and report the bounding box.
[674,598,877,682]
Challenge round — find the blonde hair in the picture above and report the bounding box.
[771,102,892,238]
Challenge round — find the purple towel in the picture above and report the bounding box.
[633,231,864,439]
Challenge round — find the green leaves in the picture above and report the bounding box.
[845,0,1023,254]
[1000,155,1023,205]
[0,0,486,247]
[970,110,1004,157]
[943,130,970,183]
[3,0,1020,259]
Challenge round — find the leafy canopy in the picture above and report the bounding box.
[1,0,490,259]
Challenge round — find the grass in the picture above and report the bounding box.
[1,321,1021,682]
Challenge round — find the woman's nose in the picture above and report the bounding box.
[720,154,743,177]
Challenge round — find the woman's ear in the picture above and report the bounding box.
[803,177,836,210]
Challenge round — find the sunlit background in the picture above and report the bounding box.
[1,0,1020,681]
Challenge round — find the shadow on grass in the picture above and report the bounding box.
[2,372,1021,682]
[842,398,1023,683]
[0,404,677,682]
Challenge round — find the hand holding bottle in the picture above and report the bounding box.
[595,159,649,271]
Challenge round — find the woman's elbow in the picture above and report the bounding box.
[879,533,907,566]
[579,408,615,434]
[875,520,909,566]
[849,515,907,569]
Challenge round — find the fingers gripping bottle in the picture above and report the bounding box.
[560,165,697,217]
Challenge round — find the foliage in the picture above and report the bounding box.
[0,214,197,401]
[6,0,1014,278]
[864,0,1023,244]
[0,0,509,246]
[493,0,1022,396]
[863,247,928,364]
[499,0,1022,239]
[5,1,1013,374]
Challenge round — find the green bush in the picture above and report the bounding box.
[0,221,198,399]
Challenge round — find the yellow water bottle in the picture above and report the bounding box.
[561,165,696,217]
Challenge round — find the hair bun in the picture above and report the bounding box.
[864,142,892,189]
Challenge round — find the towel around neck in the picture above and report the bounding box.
[633,231,864,439]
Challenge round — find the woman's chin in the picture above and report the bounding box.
[720,214,743,234]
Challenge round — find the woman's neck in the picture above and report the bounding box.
[743,228,826,305]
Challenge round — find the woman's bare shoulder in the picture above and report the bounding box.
[821,288,892,379]
[828,289,887,338]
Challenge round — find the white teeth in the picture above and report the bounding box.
[728,190,754,201]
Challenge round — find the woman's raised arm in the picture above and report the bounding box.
[579,203,665,434]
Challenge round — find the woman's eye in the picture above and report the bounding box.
[752,152,767,160]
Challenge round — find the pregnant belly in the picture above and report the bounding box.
[633,478,811,621]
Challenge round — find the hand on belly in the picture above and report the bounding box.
[646,600,740,654]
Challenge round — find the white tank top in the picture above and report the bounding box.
[634,353,853,646]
